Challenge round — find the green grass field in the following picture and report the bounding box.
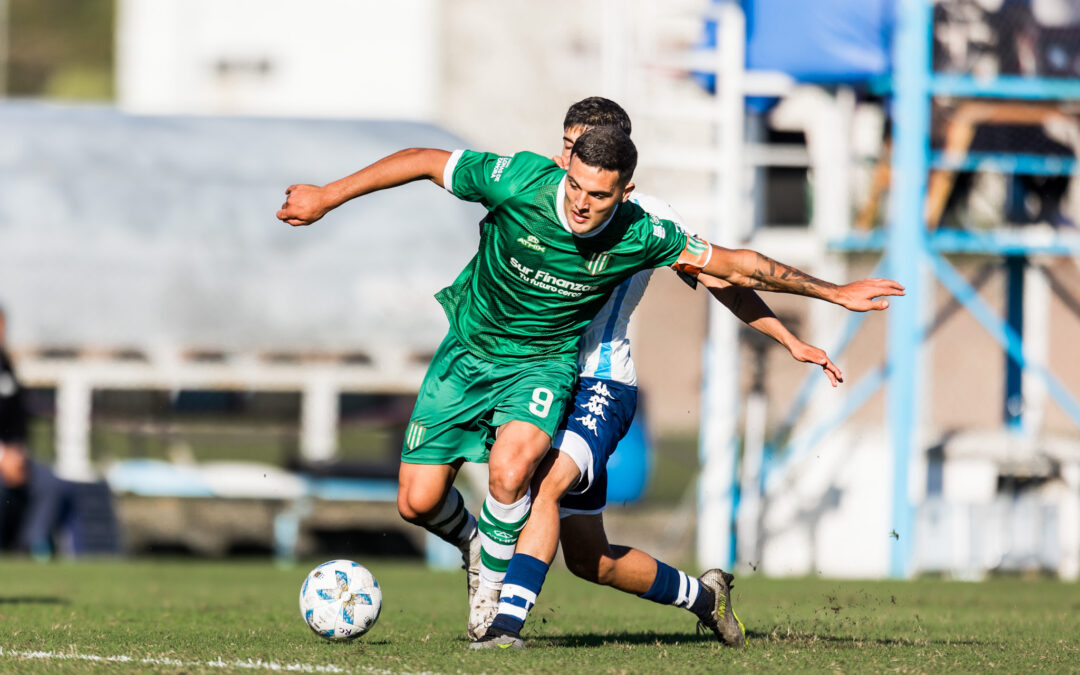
[1,558,1077,673]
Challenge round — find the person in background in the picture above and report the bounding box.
[0,304,68,558]
[0,304,31,550]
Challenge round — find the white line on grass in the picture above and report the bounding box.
[0,647,421,674]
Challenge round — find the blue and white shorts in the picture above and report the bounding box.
[552,377,638,516]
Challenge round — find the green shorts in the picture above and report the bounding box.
[401,332,577,465]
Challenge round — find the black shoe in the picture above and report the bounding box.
[696,569,746,647]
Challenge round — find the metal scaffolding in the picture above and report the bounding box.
[833,0,1080,577]
[605,0,1080,577]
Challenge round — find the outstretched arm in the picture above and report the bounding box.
[698,275,842,386]
[276,148,451,226]
[684,244,905,312]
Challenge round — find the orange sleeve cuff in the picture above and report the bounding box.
[671,234,713,276]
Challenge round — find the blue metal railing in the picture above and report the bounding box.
[931,74,1080,101]
[831,229,1080,256]
[930,152,1078,177]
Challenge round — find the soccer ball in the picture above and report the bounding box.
[299,560,382,640]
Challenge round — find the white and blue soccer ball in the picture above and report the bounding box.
[299,560,382,641]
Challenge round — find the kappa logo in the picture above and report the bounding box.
[581,399,608,419]
[576,414,600,435]
[586,252,611,274]
[517,234,546,252]
[585,393,610,409]
[586,381,613,399]
[652,223,666,238]
[490,156,511,182]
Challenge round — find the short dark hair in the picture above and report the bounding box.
[563,97,632,136]
[570,126,637,183]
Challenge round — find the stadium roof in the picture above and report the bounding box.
[0,102,484,355]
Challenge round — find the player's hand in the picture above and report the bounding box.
[788,340,842,387]
[277,184,331,227]
[834,278,905,312]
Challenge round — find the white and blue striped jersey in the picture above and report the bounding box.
[576,192,688,386]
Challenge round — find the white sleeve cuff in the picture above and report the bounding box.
[443,149,465,195]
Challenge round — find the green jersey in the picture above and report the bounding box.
[438,149,689,364]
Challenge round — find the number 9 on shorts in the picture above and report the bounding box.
[529,387,554,418]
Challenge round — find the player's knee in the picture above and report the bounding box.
[488,433,550,500]
[396,495,421,524]
[396,490,439,524]
[487,458,530,501]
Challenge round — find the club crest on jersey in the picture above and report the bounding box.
[517,235,546,252]
[405,422,426,450]
[586,252,611,275]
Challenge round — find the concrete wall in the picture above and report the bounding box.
[117,0,440,119]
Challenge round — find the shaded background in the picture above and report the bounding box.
[1,0,1079,580]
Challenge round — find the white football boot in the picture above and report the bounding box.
[467,581,501,641]
[460,534,482,637]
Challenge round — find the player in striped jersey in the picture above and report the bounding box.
[473,98,844,650]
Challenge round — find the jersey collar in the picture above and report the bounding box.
[556,175,618,239]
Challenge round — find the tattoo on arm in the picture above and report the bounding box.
[744,253,837,297]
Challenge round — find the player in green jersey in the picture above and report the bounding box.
[277,125,905,640]
[472,97,842,649]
